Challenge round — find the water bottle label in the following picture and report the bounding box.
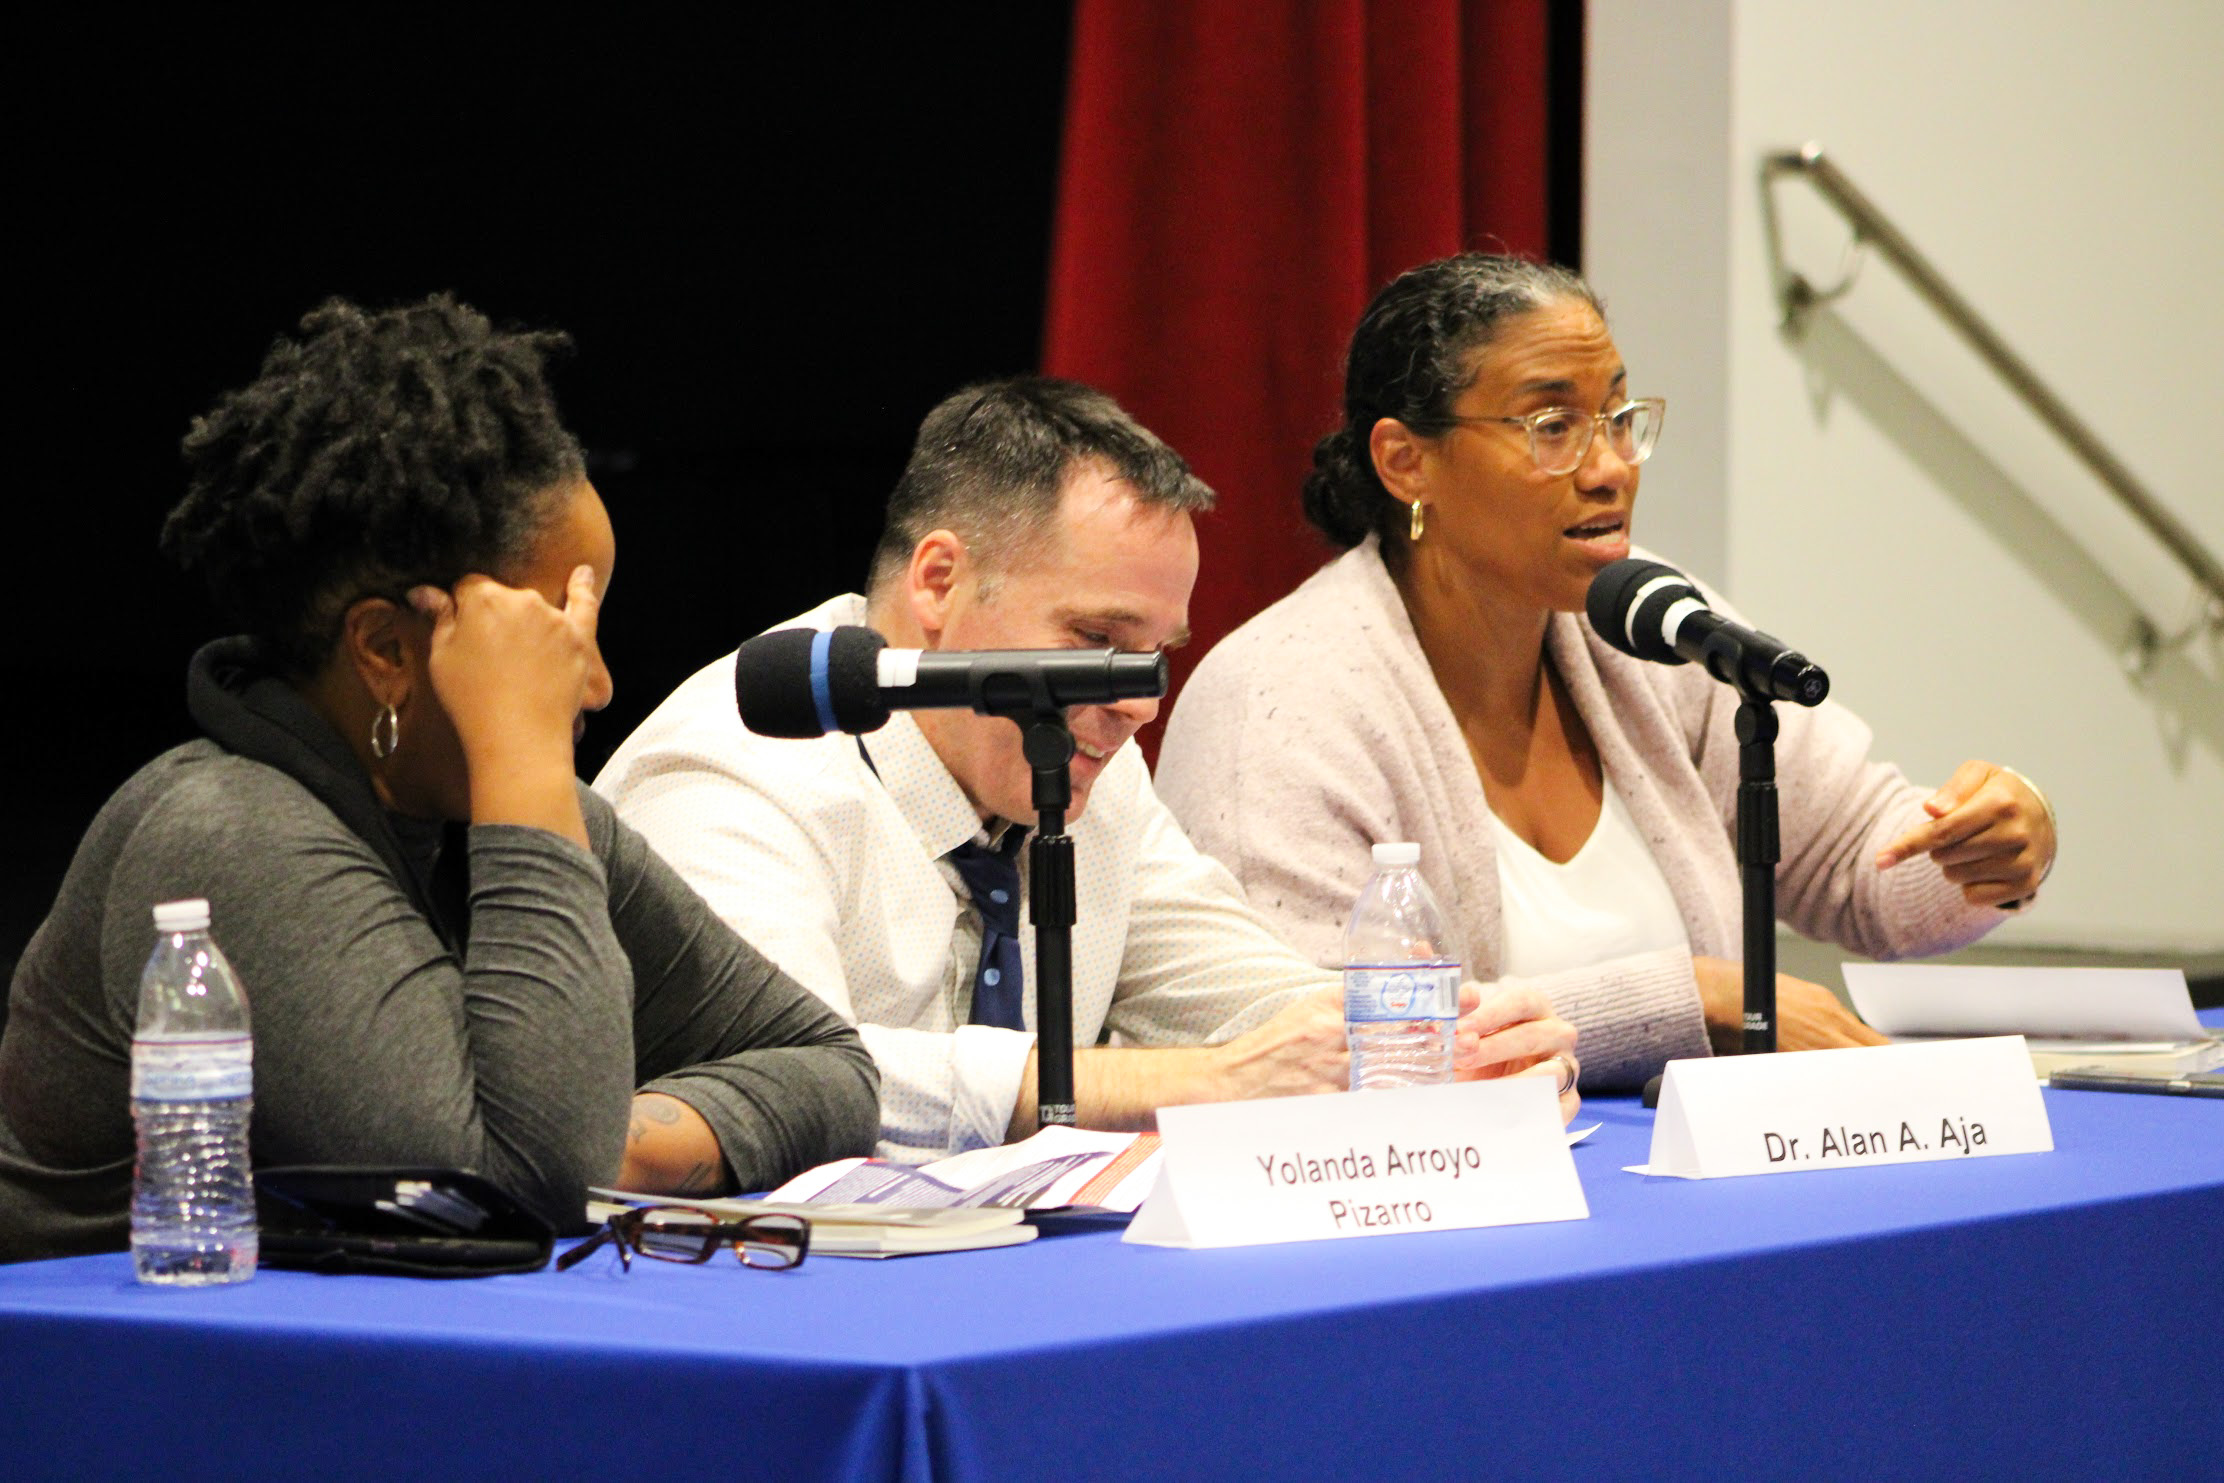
[1343,965,1461,1023]
[132,1037,253,1100]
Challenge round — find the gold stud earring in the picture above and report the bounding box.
[1409,500,1426,542]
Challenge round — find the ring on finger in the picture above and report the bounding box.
[1551,1053,1578,1096]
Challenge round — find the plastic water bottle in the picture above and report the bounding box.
[131,898,256,1284]
[1343,843,1459,1090]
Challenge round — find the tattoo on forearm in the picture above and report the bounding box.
[677,1160,719,1194]
[629,1096,684,1147]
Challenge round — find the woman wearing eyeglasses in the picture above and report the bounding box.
[0,297,878,1262]
[1156,253,2056,1090]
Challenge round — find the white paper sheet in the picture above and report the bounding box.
[1842,964,2203,1042]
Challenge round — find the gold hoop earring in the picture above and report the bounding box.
[1409,500,1426,542]
[370,704,401,760]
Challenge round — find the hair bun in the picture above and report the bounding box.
[1300,428,1383,548]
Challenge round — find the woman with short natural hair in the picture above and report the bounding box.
[0,296,878,1262]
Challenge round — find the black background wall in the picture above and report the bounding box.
[9,13,1074,974]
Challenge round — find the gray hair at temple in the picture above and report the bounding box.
[868,376,1216,597]
[1304,252,1604,553]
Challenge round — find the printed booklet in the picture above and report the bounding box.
[587,1126,1163,1257]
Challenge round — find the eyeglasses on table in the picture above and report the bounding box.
[556,1206,810,1273]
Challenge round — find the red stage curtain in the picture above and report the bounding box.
[1043,0,1554,754]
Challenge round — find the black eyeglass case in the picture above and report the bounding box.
[254,1166,555,1278]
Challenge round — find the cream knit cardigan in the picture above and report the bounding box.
[1157,537,2004,1089]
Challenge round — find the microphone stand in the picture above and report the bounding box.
[973,658,1166,1130]
[1645,684,1782,1108]
[1010,709,1078,1128]
[1734,691,1780,1054]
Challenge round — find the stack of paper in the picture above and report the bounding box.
[767,1125,1162,1214]
[1842,964,2222,1080]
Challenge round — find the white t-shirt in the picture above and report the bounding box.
[1492,780,1689,979]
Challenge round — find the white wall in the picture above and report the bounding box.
[1588,0,2224,951]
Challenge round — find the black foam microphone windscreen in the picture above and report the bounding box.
[1585,557,1691,665]
[1587,557,1829,707]
[734,626,892,737]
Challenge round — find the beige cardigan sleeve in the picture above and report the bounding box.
[1648,586,2005,963]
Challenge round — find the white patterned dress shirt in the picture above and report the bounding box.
[593,594,1333,1163]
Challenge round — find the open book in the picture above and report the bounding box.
[766,1125,1163,1214]
[588,1127,1162,1258]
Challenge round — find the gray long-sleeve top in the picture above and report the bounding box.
[0,641,879,1262]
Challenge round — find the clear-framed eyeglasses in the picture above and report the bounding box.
[555,1205,810,1273]
[1443,397,1666,477]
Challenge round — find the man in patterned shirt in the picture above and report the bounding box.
[597,378,1576,1163]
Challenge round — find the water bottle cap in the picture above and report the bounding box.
[1370,842,1420,867]
[152,898,211,933]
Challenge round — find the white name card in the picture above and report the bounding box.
[1627,1036,2053,1181]
[1124,1077,1587,1250]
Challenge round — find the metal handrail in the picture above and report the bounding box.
[1762,143,2224,667]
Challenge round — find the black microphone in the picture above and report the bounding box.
[1586,558,1830,707]
[734,625,1169,737]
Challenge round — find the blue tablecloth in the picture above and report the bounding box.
[4,1068,2220,1481]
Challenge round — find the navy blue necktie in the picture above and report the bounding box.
[949,829,1028,1029]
